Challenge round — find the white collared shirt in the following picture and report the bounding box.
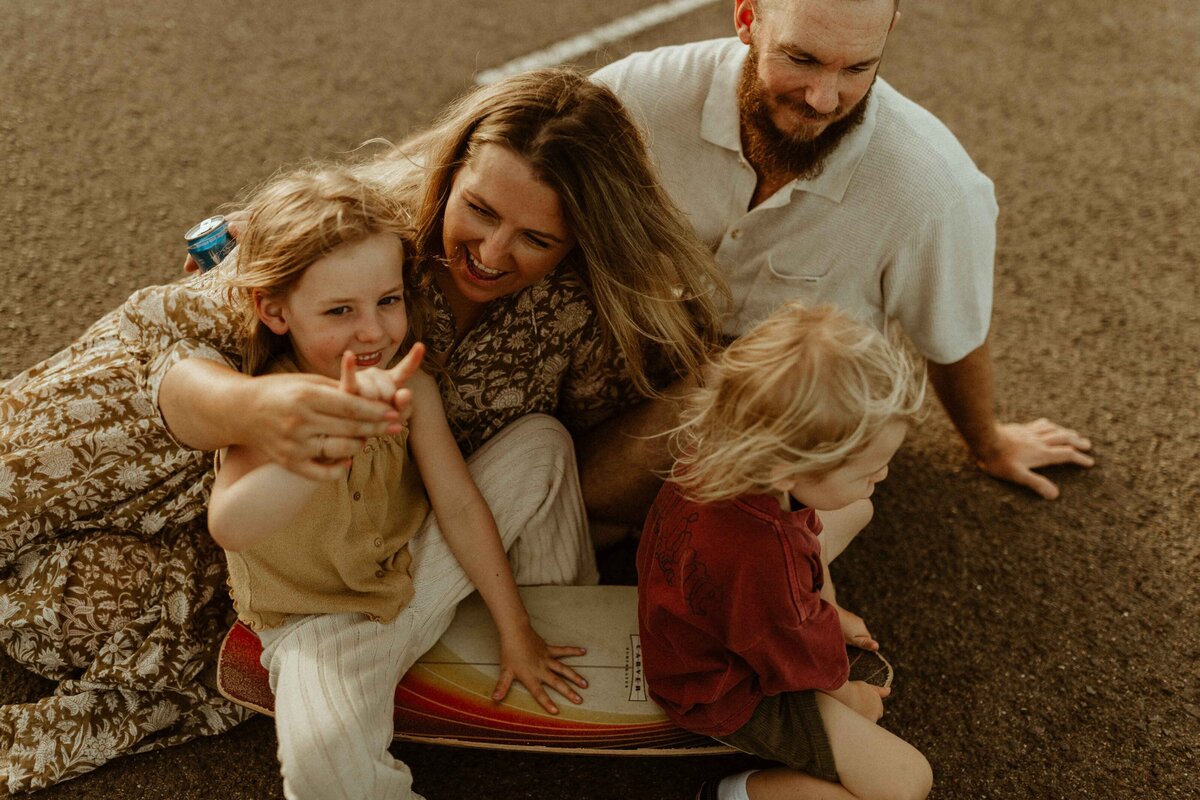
[594,38,998,364]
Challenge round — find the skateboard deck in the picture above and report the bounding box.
[848,644,893,688]
[217,585,732,755]
[217,585,892,755]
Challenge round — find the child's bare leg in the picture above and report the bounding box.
[735,691,931,800]
[743,767,858,799]
[816,500,877,649]
[813,691,932,800]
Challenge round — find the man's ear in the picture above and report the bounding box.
[734,0,757,44]
[254,290,289,335]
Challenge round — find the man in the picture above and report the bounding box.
[582,0,1092,535]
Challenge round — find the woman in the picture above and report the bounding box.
[0,68,727,792]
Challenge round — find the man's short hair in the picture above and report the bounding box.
[755,0,901,20]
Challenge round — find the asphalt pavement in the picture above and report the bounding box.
[2,1,1197,798]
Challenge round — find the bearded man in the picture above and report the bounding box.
[582,0,1093,537]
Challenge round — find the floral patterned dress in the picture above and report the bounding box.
[0,262,639,793]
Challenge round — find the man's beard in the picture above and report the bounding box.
[737,46,872,181]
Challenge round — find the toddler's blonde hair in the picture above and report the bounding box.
[221,166,414,376]
[670,301,926,502]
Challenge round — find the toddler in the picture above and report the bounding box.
[638,301,933,800]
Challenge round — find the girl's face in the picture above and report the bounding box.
[774,420,907,511]
[256,232,408,380]
[439,143,576,313]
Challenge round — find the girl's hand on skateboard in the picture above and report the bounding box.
[493,623,588,715]
[837,605,879,652]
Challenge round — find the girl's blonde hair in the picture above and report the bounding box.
[222,166,414,376]
[354,67,728,395]
[670,302,926,502]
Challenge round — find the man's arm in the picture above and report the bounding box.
[927,339,1094,499]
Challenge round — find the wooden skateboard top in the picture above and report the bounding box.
[217,585,890,755]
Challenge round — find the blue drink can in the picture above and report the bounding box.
[185,215,235,272]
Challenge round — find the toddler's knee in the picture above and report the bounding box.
[905,752,933,800]
[871,751,932,800]
[855,497,874,527]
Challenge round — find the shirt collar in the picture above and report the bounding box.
[701,40,881,204]
[736,491,820,531]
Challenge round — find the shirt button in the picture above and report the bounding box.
[374,537,384,548]
[730,229,742,240]
[363,443,374,453]
[353,492,362,501]
[375,569,385,579]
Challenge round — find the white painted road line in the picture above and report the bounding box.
[474,0,720,84]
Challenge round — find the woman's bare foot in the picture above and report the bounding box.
[837,605,879,651]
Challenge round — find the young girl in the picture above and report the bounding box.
[637,301,933,800]
[206,167,588,800]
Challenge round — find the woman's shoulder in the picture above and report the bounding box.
[522,271,602,345]
[536,265,592,299]
[113,270,243,366]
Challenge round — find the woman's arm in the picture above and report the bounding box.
[406,370,587,714]
[113,268,406,478]
[208,348,426,551]
[160,358,404,480]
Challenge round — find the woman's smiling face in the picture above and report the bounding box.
[439,143,576,315]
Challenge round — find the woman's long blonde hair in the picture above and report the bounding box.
[221,166,414,376]
[354,67,729,395]
[670,302,926,503]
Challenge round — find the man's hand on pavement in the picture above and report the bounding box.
[975,418,1094,500]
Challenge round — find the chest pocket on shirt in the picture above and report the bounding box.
[766,251,832,285]
[762,254,829,310]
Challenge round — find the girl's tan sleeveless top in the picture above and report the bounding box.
[223,358,430,630]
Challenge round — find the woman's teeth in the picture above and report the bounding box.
[465,250,504,279]
[355,351,381,365]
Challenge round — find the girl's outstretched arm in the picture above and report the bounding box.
[406,370,588,715]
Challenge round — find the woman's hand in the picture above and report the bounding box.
[159,358,407,480]
[205,345,426,480]
[184,210,247,273]
[238,372,404,479]
[492,622,588,715]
